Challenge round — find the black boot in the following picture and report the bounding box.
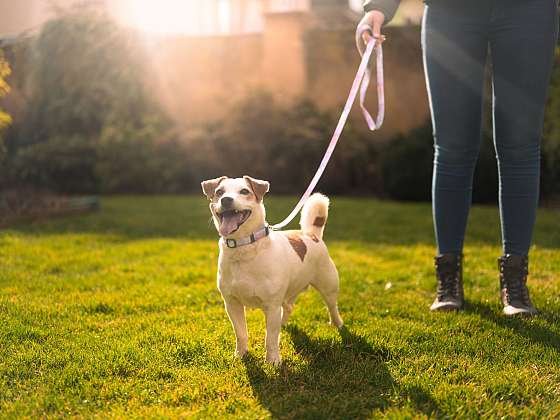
[430,254,464,311]
[499,254,537,316]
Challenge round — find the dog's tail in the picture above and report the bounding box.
[300,193,329,240]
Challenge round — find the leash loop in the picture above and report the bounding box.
[271,30,384,230]
[356,24,385,131]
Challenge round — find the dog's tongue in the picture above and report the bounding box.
[219,212,244,237]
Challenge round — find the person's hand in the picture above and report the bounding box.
[358,10,387,45]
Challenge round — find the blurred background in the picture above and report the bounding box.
[0,0,558,218]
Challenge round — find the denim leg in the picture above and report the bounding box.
[490,0,559,256]
[422,4,490,255]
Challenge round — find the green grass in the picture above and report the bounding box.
[1,196,559,418]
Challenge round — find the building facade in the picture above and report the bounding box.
[146,2,428,139]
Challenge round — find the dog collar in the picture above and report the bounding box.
[221,225,271,249]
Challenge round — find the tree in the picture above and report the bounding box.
[8,8,171,193]
[17,8,158,147]
[0,50,12,159]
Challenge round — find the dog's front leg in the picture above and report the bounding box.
[224,299,248,358]
[264,305,282,366]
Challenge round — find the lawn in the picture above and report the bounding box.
[1,196,559,418]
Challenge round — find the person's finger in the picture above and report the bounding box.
[363,32,386,46]
[372,19,382,40]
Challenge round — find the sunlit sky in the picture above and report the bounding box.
[112,0,362,35]
[113,0,231,35]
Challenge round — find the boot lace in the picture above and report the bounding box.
[436,261,460,301]
[502,265,530,306]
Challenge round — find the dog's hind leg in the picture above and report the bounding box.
[224,299,248,358]
[282,299,296,326]
[311,259,344,328]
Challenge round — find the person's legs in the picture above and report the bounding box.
[422,2,491,256]
[422,1,492,310]
[490,0,559,257]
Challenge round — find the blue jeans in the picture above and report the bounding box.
[422,0,559,256]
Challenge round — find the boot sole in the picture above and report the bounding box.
[430,302,464,312]
[503,305,538,317]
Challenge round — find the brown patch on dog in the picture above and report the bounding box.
[313,217,326,227]
[286,232,307,262]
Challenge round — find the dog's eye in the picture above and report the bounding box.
[215,189,225,197]
[239,189,251,195]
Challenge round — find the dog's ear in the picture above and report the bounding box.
[243,176,270,202]
[201,176,227,200]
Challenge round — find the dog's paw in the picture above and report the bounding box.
[234,348,248,358]
[330,315,344,329]
[331,320,344,329]
[266,353,282,366]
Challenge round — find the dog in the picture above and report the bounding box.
[201,175,343,365]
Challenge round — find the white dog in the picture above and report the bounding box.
[201,176,343,365]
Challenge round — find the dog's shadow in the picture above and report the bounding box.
[243,325,440,419]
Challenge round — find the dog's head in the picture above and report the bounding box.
[201,176,269,238]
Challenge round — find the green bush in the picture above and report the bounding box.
[380,123,433,201]
[10,136,98,194]
[186,92,380,196]
[95,118,191,194]
[187,93,331,192]
[0,49,11,162]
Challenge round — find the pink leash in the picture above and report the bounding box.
[271,26,384,230]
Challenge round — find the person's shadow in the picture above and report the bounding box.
[243,325,440,419]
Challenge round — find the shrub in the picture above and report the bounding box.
[0,50,11,162]
[379,123,433,201]
[95,118,191,194]
[10,136,98,194]
[186,93,332,193]
[186,92,380,196]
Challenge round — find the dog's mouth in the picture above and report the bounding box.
[217,209,252,236]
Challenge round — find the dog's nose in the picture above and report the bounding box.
[221,196,234,208]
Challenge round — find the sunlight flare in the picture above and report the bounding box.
[116,0,228,35]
